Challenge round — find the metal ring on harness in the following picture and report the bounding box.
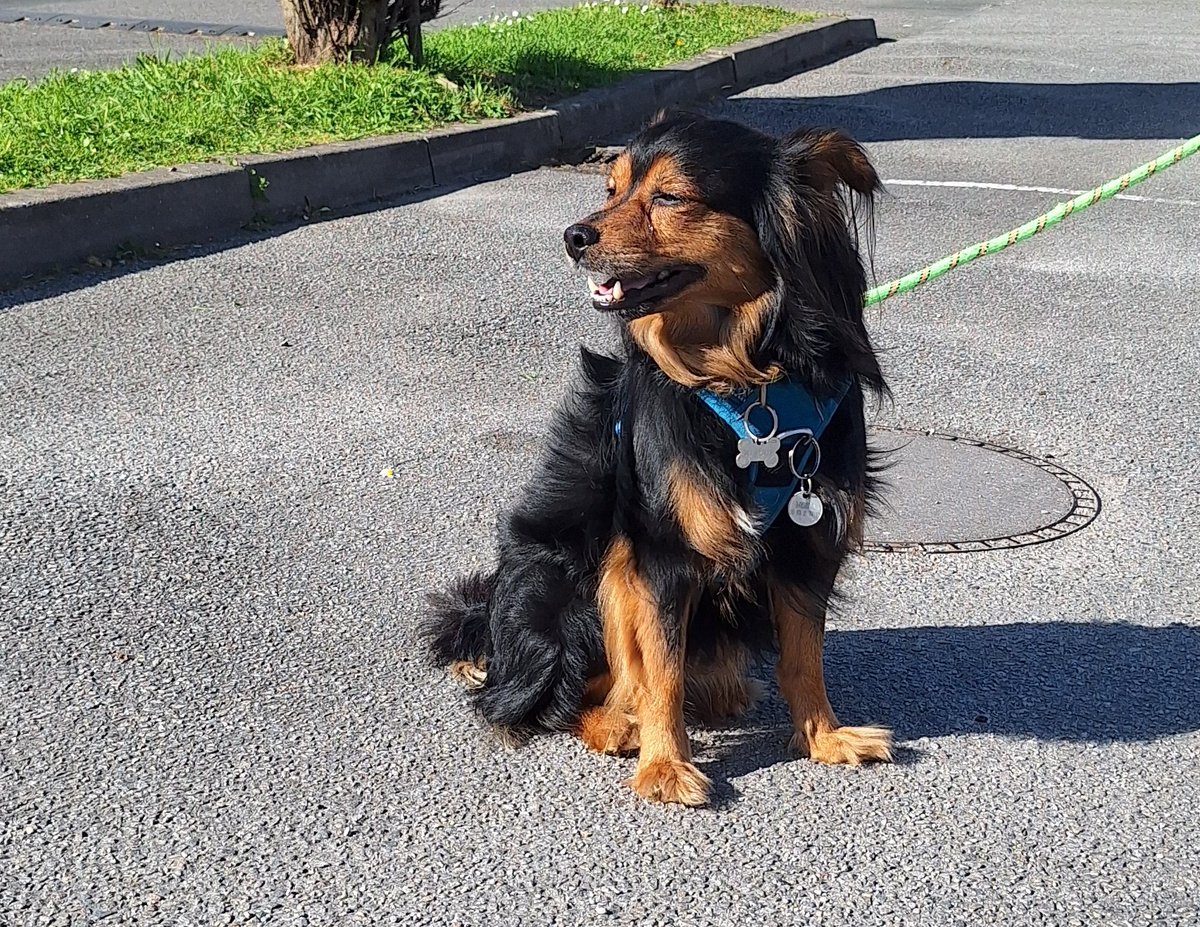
[742,401,779,441]
[787,431,821,479]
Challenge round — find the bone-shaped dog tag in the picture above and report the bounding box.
[736,435,781,469]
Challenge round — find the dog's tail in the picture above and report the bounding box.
[425,570,496,667]
[424,571,600,736]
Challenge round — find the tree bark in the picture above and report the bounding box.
[280,0,394,66]
[405,0,424,67]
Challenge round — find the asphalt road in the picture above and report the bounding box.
[3,1,1199,924]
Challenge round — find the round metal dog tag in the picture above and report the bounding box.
[788,491,824,527]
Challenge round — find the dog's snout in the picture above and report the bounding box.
[564,223,599,260]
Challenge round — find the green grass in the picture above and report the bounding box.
[422,2,811,103]
[0,2,811,193]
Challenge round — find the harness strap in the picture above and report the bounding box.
[613,378,850,533]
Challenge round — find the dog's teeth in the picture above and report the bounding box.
[587,275,599,295]
[612,280,624,302]
[657,270,670,280]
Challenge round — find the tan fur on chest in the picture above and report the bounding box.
[665,462,757,571]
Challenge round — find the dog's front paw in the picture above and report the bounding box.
[792,725,893,766]
[630,759,711,806]
[577,706,640,755]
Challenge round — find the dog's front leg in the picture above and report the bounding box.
[771,578,893,765]
[597,536,710,807]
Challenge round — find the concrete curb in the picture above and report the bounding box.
[239,135,435,221]
[0,17,877,284]
[0,164,253,277]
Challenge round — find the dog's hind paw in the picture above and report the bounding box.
[630,759,711,807]
[449,659,487,690]
[793,725,893,766]
[686,676,763,724]
[577,706,640,755]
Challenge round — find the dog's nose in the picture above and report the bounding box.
[564,223,599,260]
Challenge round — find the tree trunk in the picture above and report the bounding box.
[405,0,424,67]
[280,0,394,66]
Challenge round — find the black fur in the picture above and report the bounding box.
[423,113,886,738]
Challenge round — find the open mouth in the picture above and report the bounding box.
[587,267,701,313]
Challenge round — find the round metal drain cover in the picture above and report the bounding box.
[863,430,1100,553]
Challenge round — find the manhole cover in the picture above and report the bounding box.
[863,430,1100,553]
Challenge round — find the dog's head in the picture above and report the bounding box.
[565,112,884,395]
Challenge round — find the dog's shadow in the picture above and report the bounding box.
[696,621,1200,804]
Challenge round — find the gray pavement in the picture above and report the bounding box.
[3,1,1200,924]
[0,0,282,21]
[0,2,275,82]
[0,23,249,83]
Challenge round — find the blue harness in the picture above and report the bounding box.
[616,379,849,533]
[700,380,848,531]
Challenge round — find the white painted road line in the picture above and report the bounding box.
[883,178,1200,207]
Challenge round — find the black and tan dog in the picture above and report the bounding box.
[426,112,892,806]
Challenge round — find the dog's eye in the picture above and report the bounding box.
[652,192,685,207]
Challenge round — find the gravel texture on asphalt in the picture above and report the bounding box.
[2,1,1199,924]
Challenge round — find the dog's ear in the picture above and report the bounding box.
[750,128,886,396]
[765,129,881,248]
[788,129,881,197]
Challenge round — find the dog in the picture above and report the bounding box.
[425,112,892,806]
